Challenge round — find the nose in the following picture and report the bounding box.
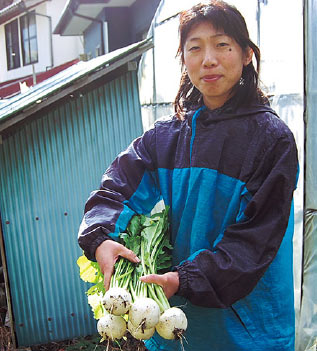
[202,49,217,67]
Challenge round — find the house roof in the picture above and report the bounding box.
[0,0,48,25]
[0,58,79,99]
[0,0,25,24]
[0,38,153,133]
[54,0,137,36]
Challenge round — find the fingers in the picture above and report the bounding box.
[118,246,140,264]
[103,264,114,291]
[140,272,180,299]
[95,240,140,291]
[140,274,164,286]
[97,240,140,265]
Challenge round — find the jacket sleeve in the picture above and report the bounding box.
[175,132,298,308]
[78,127,160,261]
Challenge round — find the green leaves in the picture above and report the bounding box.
[141,221,160,254]
[139,207,172,275]
[127,214,145,235]
[119,207,172,276]
[154,237,173,272]
[120,232,141,257]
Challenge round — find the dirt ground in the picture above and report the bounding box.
[1,325,13,350]
[0,325,148,351]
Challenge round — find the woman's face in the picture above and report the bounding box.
[183,21,252,110]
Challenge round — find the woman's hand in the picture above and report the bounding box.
[140,272,180,299]
[95,240,140,291]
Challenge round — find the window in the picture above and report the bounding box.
[5,11,39,70]
[20,11,38,66]
[5,19,21,70]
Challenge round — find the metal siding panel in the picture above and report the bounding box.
[1,127,50,345]
[0,70,143,346]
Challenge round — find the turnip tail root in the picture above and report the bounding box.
[127,320,155,340]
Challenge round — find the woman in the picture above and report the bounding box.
[78,1,298,350]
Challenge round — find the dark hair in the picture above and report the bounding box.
[174,0,267,117]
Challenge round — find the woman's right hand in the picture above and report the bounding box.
[95,240,140,291]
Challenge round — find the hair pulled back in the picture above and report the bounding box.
[174,0,267,117]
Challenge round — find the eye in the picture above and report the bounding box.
[188,46,200,51]
[217,42,229,47]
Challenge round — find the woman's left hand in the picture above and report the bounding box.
[140,272,179,299]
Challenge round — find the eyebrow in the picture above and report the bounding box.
[187,33,227,42]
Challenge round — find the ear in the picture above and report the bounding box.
[243,47,253,66]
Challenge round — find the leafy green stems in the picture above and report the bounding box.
[111,207,172,312]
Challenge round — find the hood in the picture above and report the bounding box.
[187,101,278,127]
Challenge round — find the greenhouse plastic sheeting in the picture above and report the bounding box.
[271,94,304,332]
[295,0,317,350]
[304,0,317,211]
[297,212,317,350]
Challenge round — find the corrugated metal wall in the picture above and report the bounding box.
[0,70,143,346]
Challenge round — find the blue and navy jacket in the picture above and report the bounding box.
[78,102,298,351]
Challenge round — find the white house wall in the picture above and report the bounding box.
[46,0,84,67]
[0,0,84,83]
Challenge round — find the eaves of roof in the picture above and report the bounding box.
[0,0,51,25]
[53,0,136,36]
[53,0,80,35]
[53,0,109,35]
[0,39,153,133]
[0,0,25,24]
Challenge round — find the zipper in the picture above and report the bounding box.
[189,106,206,165]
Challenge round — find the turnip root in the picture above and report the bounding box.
[127,320,155,340]
[102,287,131,316]
[156,307,188,340]
[97,314,126,341]
[129,297,160,329]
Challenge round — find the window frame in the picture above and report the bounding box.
[19,11,38,66]
[5,18,21,70]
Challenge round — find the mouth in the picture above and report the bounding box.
[202,75,222,82]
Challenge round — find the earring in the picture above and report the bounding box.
[239,77,245,86]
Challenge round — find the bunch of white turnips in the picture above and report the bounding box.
[78,207,188,346]
[98,287,187,342]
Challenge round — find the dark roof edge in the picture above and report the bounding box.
[0,0,49,25]
[0,0,25,25]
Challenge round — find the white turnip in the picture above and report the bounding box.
[97,314,126,341]
[102,287,131,316]
[129,297,160,329]
[156,307,188,340]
